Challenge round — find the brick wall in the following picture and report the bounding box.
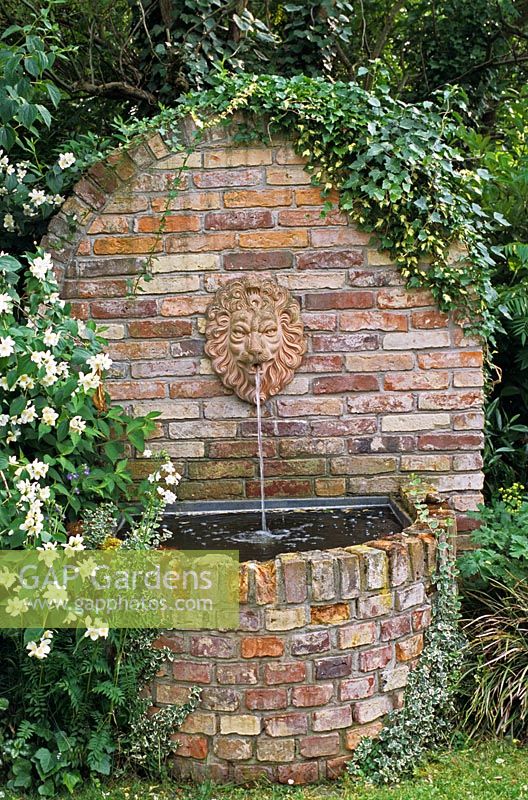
[45,123,485,525]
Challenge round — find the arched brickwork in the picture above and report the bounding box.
[44,121,485,526]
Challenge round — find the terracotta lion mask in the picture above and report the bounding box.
[204,276,306,404]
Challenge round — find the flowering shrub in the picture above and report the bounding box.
[0,249,158,548]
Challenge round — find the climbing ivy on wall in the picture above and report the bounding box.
[170,71,503,339]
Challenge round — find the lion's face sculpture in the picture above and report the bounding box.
[204,277,306,404]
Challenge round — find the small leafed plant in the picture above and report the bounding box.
[0,249,158,548]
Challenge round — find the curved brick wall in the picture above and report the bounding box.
[150,520,437,784]
[44,121,485,528]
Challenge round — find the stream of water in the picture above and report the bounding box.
[255,367,268,534]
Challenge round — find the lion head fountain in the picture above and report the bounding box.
[204,276,307,403]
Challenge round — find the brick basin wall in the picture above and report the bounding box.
[45,122,485,526]
[150,517,437,784]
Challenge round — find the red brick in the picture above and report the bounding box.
[205,209,273,229]
[305,291,374,310]
[136,214,200,232]
[263,458,326,477]
[292,684,333,707]
[299,734,340,758]
[169,380,225,398]
[453,412,484,430]
[151,192,221,212]
[303,312,337,331]
[340,311,408,331]
[91,299,157,319]
[107,341,169,360]
[279,208,347,226]
[297,249,364,269]
[277,763,319,785]
[256,738,295,762]
[298,354,344,372]
[160,296,209,316]
[345,721,383,750]
[337,621,376,649]
[172,733,208,759]
[453,370,484,387]
[279,438,344,457]
[377,289,433,308]
[296,187,339,205]
[107,380,166,400]
[310,603,350,625]
[312,705,353,731]
[264,713,308,737]
[312,333,378,352]
[264,662,306,685]
[209,440,277,459]
[347,394,413,414]
[246,688,289,710]
[246,479,312,498]
[224,188,293,207]
[128,319,192,338]
[358,645,393,672]
[314,655,352,680]
[241,637,284,659]
[93,236,161,255]
[166,232,236,252]
[417,350,482,369]
[223,250,293,270]
[339,675,376,701]
[326,756,351,778]
[213,737,252,761]
[201,687,241,711]
[412,309,450,328]
[74,178,105,209]
[396,633,424,661]
[152,634,185,652]
[172,661,212,684]
[384,371,449,391]
[279,555,307,604]
[233,764,274,784]
[131,360,197,378]
[291,631,331,656]
[412,606,432,631]
[311,418,377,437]
[418,391,482,410]
[418,433,483,450]
[313,375,379,394]
[193,168,262,188]
[349,268,403,287]
[239,230,308,248]
[352,696,392,724]
[63,278,128,299]
[380,614,412,640]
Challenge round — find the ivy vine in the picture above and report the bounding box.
[138,69,503,339]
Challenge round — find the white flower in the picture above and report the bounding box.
[8,455,17,466]
[37,541,57,551]
[52,194,64,205]
[43,329,60,347]
[87,353,112,372]
[3,213,14,232]
[0,292,12,314]
[0,335,15,357]
[28,188,47,207]
[77,371,101,392]
[0,414,9,427]
[0,376,9,390]
[158,488,177,504]
[58,152,76,170]
[161,461,175,474]
[29,253,53,281]
[42,630,53,640]
[39,485,51,501]
[6,430,19,443]
[142,448,152,458]
[62,534,85,554]
[84,624,109,641]
[47,292,64,307]
[69,416,86,434]
[27,459,49,480]
[27,640,51,659]
[17,374,35,390]
[19,404,37,424]
[41,406,58,426]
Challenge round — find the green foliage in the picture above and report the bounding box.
[458,485,528,586]
[460,578,528,738]
[0,628,199,794]
[483,398,528,498]
[348,510,464,784]
[179,71,500,337]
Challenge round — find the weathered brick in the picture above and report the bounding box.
[220,715,261,736]
[345,721,384,750]
[264,662,306,685]
[396,633,424,661]
[173,733,208,759]
[359,645,393,672]
[93,236,161,255]
[377,289,433,308]
[128,319,192,338]
[276,397,343,417]
[265,607,307,631]
[411,309,450,328]
[306,290,374,310]
[160,295,209,316]
[337,621,376,649]
[166,231,236,253]
[345,353,414,371]
[314,655,352,680]
[172,661,212,683]
[204,147,272,168]
[224,250,293,270]
[136,214,200,232]
[91,298,157,319]
[353,695,392,724]
[88,215,129,234]
[188,460,254,480]
[303,312,338,331]
[395,584,426,611]
[337,551,361,598]
[417,350,482,369]
[277,763,319,786]
[299,733,340,758]
[131,359,197,378]
[401,454,451,471]
[254,560,277,605]
[224,188,293,207]
[418,432,483,450]
[310,418,377,437]
[264,713,308,737]
[384,371,449,391]
[246,688,289,710]
[315,477,347,496]
[330,456,398,475]
[256,738,295,762]
[291,631,331,656]
[205,209,273,230]
[412,606,432,631]
[156,684,192,705]
[180,711,217,735]
[382,665,410,691]
[279,208,347,226]
[190,635,237,659]
[381,413,450,432]
[453,370,484,387]
[217,663,258,685]
[453,452,483,471]
[380,614,412,640]
[214,737,252,761]
[107,380,166,401]
[151,192,221,212]
[309,554,336,601]
[313,375,379,394]
[357,592,393,618]
[384,330,450,349]
[169,379,225,398]
[239,228,310,248]
[310,603,350,625]
[246,479,312,498]
[279,554,307,603]
[292,684,333,707]
[201,688,241,711]
[341,311,408,331]
[266,165,311,185]
[296,186,339,205]
[313,705,353,731]
[193,168,262,188]
[311,227,371,247]
[339,675,376,701]
[233,764,274,783]
[241,636,284,659]
[418,390,482,410]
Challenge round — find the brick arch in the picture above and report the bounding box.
[44,122,485,524]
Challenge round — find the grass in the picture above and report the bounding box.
[4,739,526,800]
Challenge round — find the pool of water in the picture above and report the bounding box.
[161,503,403,561]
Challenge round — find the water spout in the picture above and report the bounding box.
[255,367,268,534]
